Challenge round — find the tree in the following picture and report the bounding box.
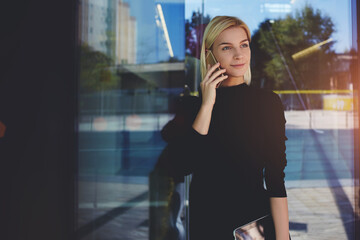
[251,4,336,91]
[79,44,120,93]
[185,10,211,59]
[185,10,211,91]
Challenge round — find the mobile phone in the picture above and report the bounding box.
[205,50,225,87]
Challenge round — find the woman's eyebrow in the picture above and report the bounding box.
[218,39,249,46]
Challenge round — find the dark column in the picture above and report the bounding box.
[0,0,77,239]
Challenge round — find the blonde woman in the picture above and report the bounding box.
[168,16,289,239]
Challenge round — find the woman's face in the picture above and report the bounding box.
[212,26,250,81]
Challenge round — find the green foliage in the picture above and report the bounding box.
[79,44,120,92]
[251,4,336,90]
[185,10,211,32]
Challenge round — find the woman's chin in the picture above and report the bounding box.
[226,69,246,76]
[227,73,245,79]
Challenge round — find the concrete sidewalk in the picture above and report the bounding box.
[287,185,356,239]
[76,180,357,240]
[76,109,358,239]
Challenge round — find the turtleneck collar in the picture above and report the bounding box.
[216,82,248,91]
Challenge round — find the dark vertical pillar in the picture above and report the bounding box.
[0,0,77,239]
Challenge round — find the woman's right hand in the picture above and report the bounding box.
[200,62,228,107]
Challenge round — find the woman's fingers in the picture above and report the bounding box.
[202,62,228,96]
[203,69,226,88]
[200,63,228,106]
[204,62,221,82]
[201,71,227,89]
[208,68,226,82]
[204,68,226,86]
[211,74,228,87]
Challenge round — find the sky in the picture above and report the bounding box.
[185,0,353,53]
[121,0,353,64]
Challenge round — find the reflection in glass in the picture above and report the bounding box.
[75,0,358,239]
[76,0,186,239]
[187,1,358,239]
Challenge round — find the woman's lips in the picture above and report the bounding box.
[231,63,245,68]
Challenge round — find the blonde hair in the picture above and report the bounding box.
[200,16,251,85]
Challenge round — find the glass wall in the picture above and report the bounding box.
[75,0,359,239]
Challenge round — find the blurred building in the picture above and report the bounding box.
[117,1,136,64]
[260,0,293,14]
[78,0,137,64]
[78,0,109,54]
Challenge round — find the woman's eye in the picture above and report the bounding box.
[222,46,231,50]
[241,43,249,48]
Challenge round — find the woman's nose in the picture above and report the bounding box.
[233,48,243,59]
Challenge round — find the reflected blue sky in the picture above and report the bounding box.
[125,0,184,63]
[124,0,352,63]
[186,0,352,53]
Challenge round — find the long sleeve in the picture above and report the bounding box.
[161,95,208,177]
[169,126,209,176]
[263,91,288,197]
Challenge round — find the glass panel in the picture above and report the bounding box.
[184,0,357,239]
[76,0,359,239]
[76,0,186,239]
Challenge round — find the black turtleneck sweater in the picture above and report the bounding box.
[166,82,288,239]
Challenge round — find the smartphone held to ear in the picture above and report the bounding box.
[205,50,226,88]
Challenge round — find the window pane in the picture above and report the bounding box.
[185,0,357,239]
[76,0,359,239]
[77,0,185,239]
